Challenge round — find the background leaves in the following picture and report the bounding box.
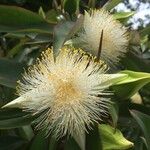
[0,0,150,150]
[130,110,150,150]
[111,70,150,99]
[0,5,54,33]
[0,58,25,88]
[99,124,134,150]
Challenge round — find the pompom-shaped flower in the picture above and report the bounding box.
[3,47,125,139]
[72,9,128,65]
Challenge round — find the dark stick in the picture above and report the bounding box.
[97,30,103,61]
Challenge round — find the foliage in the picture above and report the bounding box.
[0,0,150,150]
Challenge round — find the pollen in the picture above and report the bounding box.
[49,71,83,104]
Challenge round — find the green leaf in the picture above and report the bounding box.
[0,58,25,88]
[0,108,27,120]
[7,38,29,58]
[65,137,81,150]
[53,15,83,55]
[111,70,150,99]
[24,33,53,45]
[48,136,57,150]
[46,9,60,23]
[86,124,102,150]
[99,74,127,88]
[129,103,150,115]
[113,11,135,20]
[140,26,150,37]
[0,108,35,129]
[130,110,150,150]
[29,132,49,150]
[115,71,150,84]
[63,0,79,15]
[99,124,134,150]
[0,135,26,150]
[19,125,34,141]
[121,51,150,72]
[0,5,54,33]
[38,7,46,19]
[104,0,122,11]
[109,102,119,127]
[53,21,74,55]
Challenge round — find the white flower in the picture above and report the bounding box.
[3,47,126,139]
[72,9,128,65]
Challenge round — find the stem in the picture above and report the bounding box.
[97,30,103,61]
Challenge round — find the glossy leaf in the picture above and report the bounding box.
[65,138,81,150]
[46,9,60,23]
[86,124,102,150]
[109,102,119,127]
[26,33,53,45]
[0,5,54,33]
[130,110,150,150]
[63,0,79,15]
[0,58,25,88]
[19,125,34,141]
[48,136,57,150]
[0,108,35,129]
[111,70,150,99]
[53,21,74,55]
[7,38,29,58]
[0,135,26,150]
[129,103,150,115]
[53,16,83,55]
[38,7,46,19]
[121,51,150,72]
[29,132,49,150]
[113,11,135,20]
[0,108,28,120]
[104,0,122,10]
[99,124,134,150]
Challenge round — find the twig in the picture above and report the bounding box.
[97,30,103,61]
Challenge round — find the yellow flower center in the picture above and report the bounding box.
[48,71,83,104]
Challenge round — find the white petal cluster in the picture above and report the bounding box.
[4,47,115,138]
[73,9,128,65]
